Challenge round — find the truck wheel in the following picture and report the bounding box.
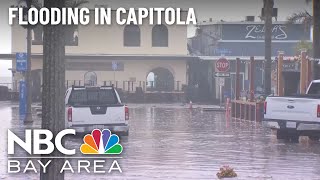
[290,135,299,143]
[308,136,319,141]
[276,130,287,140]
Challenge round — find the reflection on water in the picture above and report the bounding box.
[1,102,320,179]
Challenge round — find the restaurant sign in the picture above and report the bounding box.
[221,24,310,41]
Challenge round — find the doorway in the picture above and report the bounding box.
[146,67,174,91]
[283,72,300,96]
[84,71,97,86]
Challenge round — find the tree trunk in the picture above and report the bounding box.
[25,27,33,123]
[40,0,66,179]
[313,0,320,79]
[264,0,274,95]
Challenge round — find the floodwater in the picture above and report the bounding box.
[1,102,320,180]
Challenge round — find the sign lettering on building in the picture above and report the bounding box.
[245,25,287,40]
[221,24,309,41]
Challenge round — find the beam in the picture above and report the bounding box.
[300,49,307,94]
[249,56,255,102]
[235,58,240,100]
[277,51,284,96]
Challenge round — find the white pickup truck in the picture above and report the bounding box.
[65,86,129,135]
[264,80,320,142]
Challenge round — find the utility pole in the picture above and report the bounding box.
[313,0,320,79]
[24,0,33,123]
[263,0,274,95]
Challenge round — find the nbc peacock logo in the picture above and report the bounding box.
[80,129,123,154]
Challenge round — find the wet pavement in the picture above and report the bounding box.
[1,101,320,179]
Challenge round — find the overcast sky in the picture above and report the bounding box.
[0,0,312,77]
[0,0,11,77]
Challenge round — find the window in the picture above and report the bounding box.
[84,72,97,86]
[152,25,168,47]
[32,25,79,46]
[308,83,320,95]
[123,24,141,47]
[68,89,118,106]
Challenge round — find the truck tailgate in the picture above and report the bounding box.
[265,97,319,122]
[71,105,125,125]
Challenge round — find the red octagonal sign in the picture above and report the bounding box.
[215,58,230,72]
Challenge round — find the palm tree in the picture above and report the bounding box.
[263,0,274,95]
[287,0,320,79]
[17,0,87,179]
[39,1,87,179]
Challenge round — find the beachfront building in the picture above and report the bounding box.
[3,10,194,102]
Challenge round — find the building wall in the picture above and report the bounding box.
[12,58,188,90]
[10,10,189,93]
[11,11,188,55]
[65,60,187,85]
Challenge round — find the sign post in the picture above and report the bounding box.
[215,57,230,73]
[16,53,28,122]
[219,78,225,108]
[19,80,27,121]
[112,61,118,84]
[215,57,230,77]
[215,57,230,107]
[16,53,28,72]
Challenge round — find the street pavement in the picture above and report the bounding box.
[1,101,320,179]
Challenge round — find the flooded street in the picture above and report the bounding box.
[1,102,320,179]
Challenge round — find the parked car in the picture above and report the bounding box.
[263,80,320,142]
[65,86,129,135]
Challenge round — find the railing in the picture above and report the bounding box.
[230,100,264,122]
[65,80,82,88]
[65,80,184,92]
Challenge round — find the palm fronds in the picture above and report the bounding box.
[17,0,42,8]
[17,0,89,8]
[287,11,313,27]
[65,0,89,8]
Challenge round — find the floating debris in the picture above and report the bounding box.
[216,165,237,179]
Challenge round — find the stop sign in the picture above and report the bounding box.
[215,58,230,72]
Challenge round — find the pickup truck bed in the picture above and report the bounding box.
[263,80,320,142]
[65,86,129,135]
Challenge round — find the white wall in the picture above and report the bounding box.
[11,11,188,55]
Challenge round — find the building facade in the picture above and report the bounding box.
[8,10,193,101]
[189,21,311,100]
